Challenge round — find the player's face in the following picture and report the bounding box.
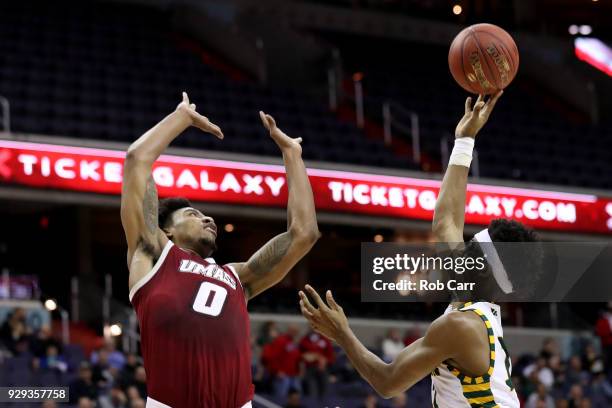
[170,207,217,248]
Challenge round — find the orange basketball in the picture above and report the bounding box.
[448,23,519,95]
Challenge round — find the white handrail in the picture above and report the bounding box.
[382,101,421,163]
[472,149,480,178]
[0,96,9,133]
[327,67,337,111]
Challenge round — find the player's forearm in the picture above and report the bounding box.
[432,164,469,239]
[126,110,191,165]
[337,329,394,398]
[282,148,320,244]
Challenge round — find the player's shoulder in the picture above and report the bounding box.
[426,310,485,347]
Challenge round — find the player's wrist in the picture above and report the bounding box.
[448,137,475,168]
[281,145,302,157]
[173,107,194,127]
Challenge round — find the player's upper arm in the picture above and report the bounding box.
[120,151,166,265]
[381,313,468,397]
[229,227,319,299]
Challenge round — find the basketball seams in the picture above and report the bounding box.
[483,30,519,84]
[459,33,479,94]
[469,27,500,91]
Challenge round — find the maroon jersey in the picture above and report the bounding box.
[130,241,254,407]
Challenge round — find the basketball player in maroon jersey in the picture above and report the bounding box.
[120,92,320,407]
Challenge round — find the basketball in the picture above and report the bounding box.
[448,23,519,95]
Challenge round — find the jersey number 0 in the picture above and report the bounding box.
[192,282,228,317]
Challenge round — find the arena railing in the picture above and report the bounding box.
[0,96,10,133]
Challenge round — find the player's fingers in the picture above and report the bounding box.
[259,111,270,130]
[294,137,303,144]
[476,94,485,106]
[299,291,317,314]
[265,114,277,129]
[305,285,328,310]
[210,123,224,139]
[326,290,341,311]
[473,101,485,114]
[190,103,196,111]
[486,89,503,111]
[182,91,189,104]
[299,300,314,318]
[464,97,472,114]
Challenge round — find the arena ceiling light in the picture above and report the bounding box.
[44,299,57,311]
[575,37,612,77]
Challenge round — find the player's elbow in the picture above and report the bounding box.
[375,384,400,400]
[290,224,321,249]
[125,144,152,166]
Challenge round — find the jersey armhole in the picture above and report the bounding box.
[129,240,174,303]
[446,307,496,384]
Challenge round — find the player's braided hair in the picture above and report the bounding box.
[158,197,192,228]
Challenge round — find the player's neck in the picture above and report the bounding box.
[175,241,211,259]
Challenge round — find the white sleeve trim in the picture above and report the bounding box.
[225,264,243,289]
[129,240,174,303]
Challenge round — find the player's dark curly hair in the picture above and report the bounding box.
[461,218,548,299]
[487,218,539,243]
[158,197,192,228]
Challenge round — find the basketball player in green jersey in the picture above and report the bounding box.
[300,90,543,408]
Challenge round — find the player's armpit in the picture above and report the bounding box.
[231,228,318,300]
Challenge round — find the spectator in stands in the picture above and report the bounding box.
[359,393,381,408]
[0,307,29,354]
[78,396,95,408]
[126,385,145,408]
[390,391,407,407]
[541,338,560,360]
[92,348,113,391]
[581,343,602,374]
[526,383,555,408]
[129,366,147,400]
[69,361,98,404]
[589,370,612,406]
[556,399,569,408]
[40,344,68,373]
[258,321,279,346]
[92,338,126,371]
[119,353,140,387]
[595,302,612,373]
[41,401,57,408]
[262,325,303,399]
[381,328,404,363]
[567,384,585,408]
[30,325,60,358]
[402,327,419,347]
[284,388,304,408]
[565,356,589,389]
[524,357,555,390]
[299,330,334,399]
[98,384,128,408]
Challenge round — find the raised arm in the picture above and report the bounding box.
[432,91,502,243]
[299,286,470,399]
[120,92,223,268]
[231,112,320,299]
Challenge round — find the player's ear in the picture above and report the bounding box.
[162,226,173,239]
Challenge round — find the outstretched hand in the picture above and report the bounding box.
[299,285,350,344]
[455,90,503,139]
[259,111,302,154]
[176,92,224,139]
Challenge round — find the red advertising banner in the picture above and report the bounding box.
[1,140,611,234]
